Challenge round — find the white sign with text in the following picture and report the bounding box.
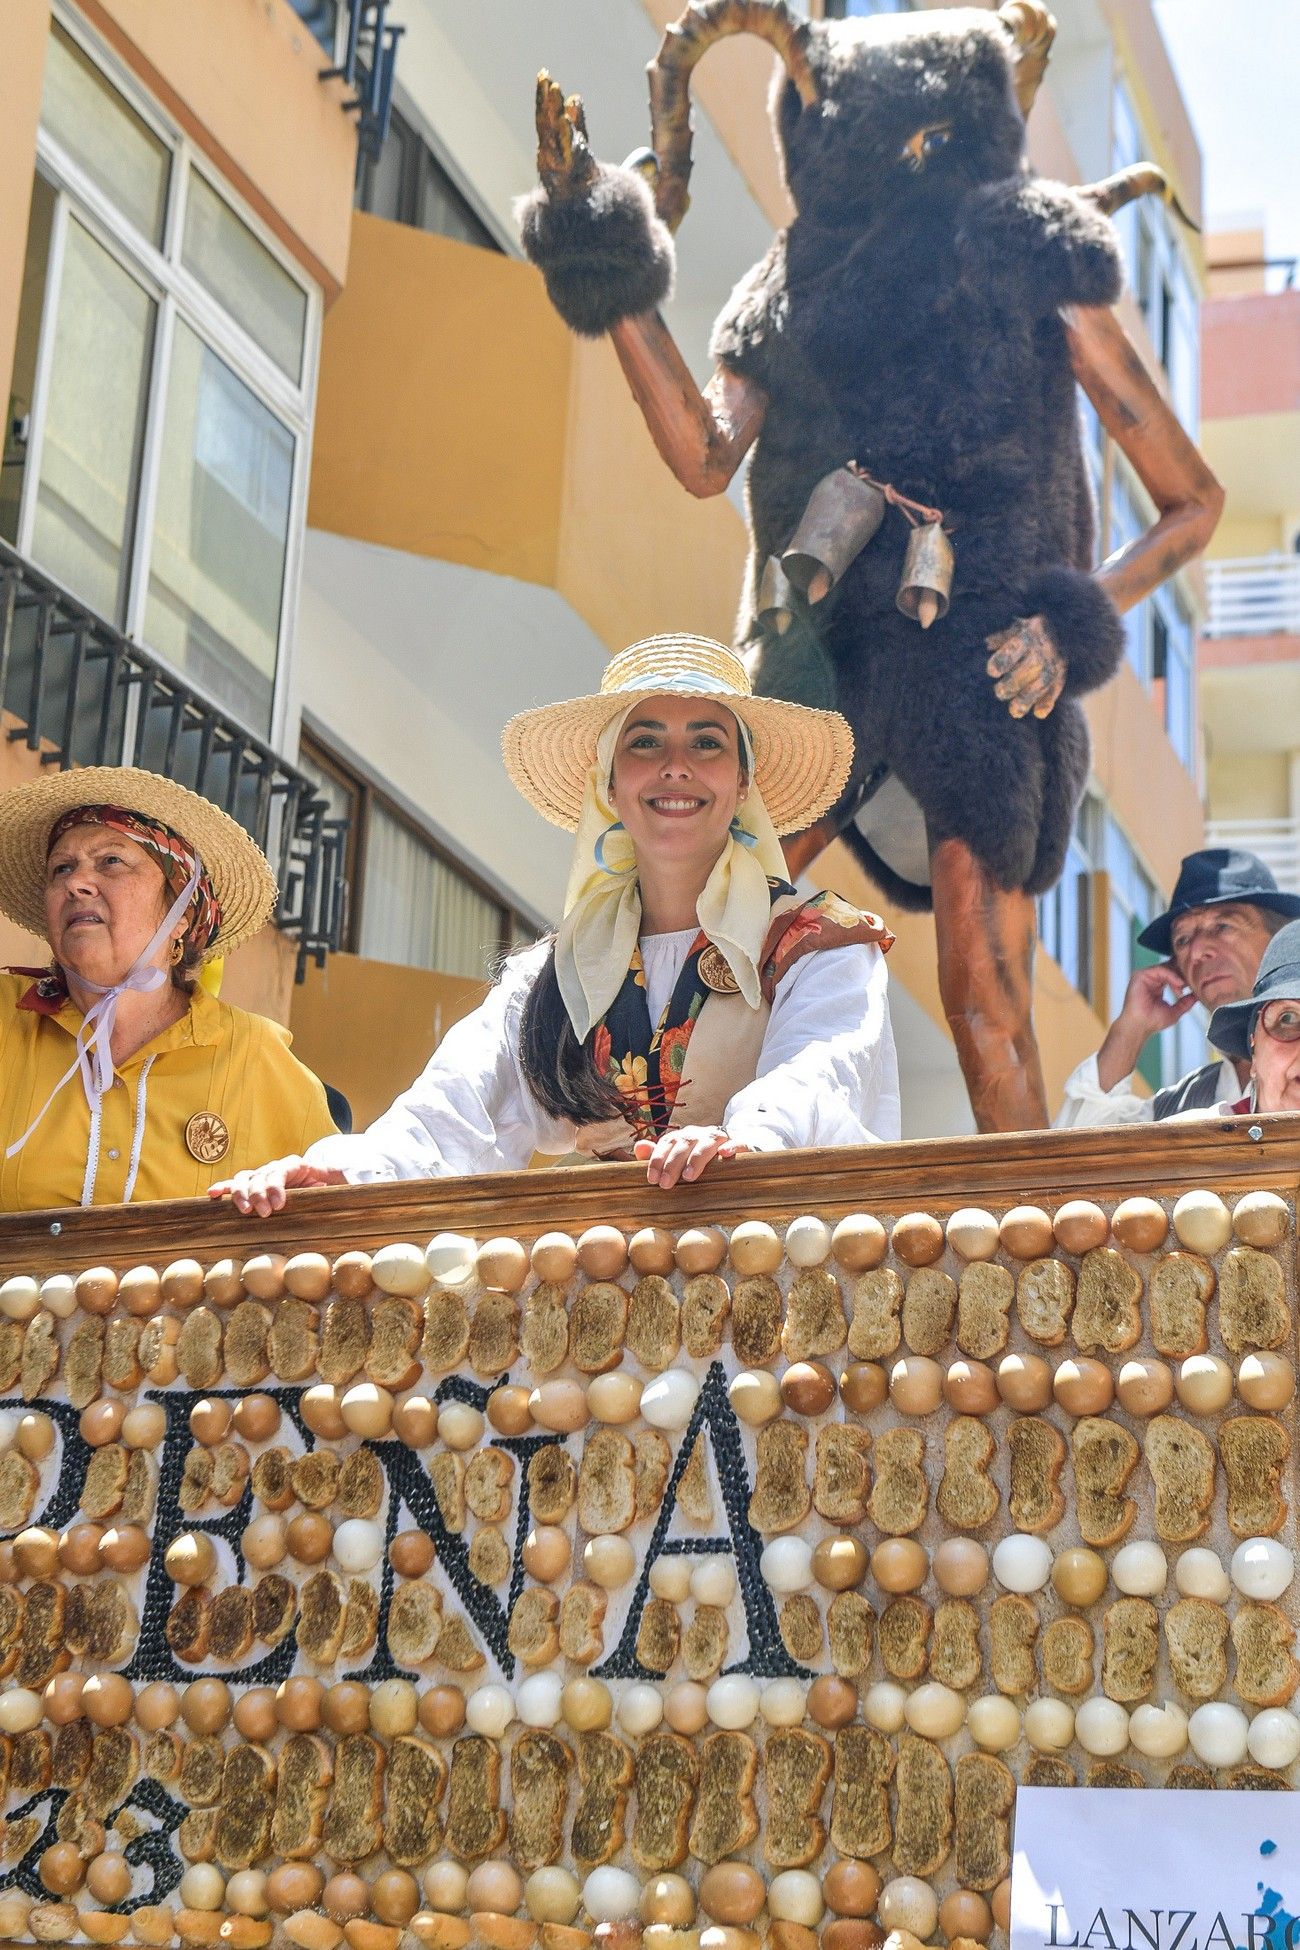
[1012,1789,1300,1950]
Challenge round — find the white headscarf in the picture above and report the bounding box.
[553,702,788,1040]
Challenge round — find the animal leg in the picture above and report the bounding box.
[930,836,1048,1134]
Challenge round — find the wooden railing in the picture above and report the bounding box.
[0,1118,1296,1949]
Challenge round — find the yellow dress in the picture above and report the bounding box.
[0,973,337,1211]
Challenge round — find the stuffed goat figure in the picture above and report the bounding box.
[520,0,1221,1131]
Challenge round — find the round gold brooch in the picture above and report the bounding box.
[697,946,740,995]
[185,1112,231,1164]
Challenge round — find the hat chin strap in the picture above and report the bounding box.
[6,855,202,1162]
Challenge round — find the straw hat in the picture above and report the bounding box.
[0,765,277,958]
[502,635,854,836]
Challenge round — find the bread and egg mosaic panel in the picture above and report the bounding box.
[0,1188,1295,1950]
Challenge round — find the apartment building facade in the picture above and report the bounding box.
[0,0,1213,1135]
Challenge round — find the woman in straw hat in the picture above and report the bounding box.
[215,635,899,1212]
[0,766,336,1210]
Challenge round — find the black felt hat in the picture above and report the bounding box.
[1137,848,1300,958]
[1208,921,1300,1061]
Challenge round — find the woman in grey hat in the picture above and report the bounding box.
[1201,921,1300,1117]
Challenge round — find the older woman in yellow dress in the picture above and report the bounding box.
[215,635,899,1213]
[0,766,335,1209]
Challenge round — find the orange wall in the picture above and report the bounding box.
[1202,291,1300,421]
[76,0,356,298]
[0,5,50,410]
[1084,661,1204,895]
[309,220,573,585]
[289,950,487,1130]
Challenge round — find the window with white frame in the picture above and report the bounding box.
[1111,78,1199,435]
[0,16,319,739]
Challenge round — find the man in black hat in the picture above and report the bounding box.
[1057,848,1300,1126]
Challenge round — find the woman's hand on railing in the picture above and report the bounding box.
[208,1156,346,1215]
[633,1124,750,1189]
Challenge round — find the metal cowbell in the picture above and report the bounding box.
[781,467,887,605]
[896,521,955,628]
[757,554,798,636]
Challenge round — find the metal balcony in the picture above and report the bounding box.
[1204,555,1300,638]
[1204,818,1300,895]
[0,540,346,979]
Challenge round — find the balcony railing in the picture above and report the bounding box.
[1205,817,1300,895]
[1204,554,1300,638]
[0,540,346,979]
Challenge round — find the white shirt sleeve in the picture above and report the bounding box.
[304,944,576,1182]
[1054,1051,1155,1129]
[722,943,901,1151]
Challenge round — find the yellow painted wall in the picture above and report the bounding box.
[289,950,487,1130]
[0,5,50,414]
[1210,515,1286,559]
[309,220,573,585]
[77,0,356,298]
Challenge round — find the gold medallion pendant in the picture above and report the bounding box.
[185,1112,230,1164]
[697,945,740,995]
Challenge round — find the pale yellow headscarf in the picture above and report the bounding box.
[554,702,789,1041]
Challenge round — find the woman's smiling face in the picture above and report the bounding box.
[608,695,746,874]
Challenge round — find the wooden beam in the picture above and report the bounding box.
[3,1116,1297,1276]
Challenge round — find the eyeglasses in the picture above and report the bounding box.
[1255,1000,1300,1044]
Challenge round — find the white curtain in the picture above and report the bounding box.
[359,800,503,979]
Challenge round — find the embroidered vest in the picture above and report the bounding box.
[574,885,893,1159]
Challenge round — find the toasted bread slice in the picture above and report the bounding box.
[848,1267,903,1360]
[559,1583,606,1666]
[528,1445,576,1525]
[1023,1755,1075,1788]
[430,1451,466,1533]
[422,1288,471,1373]
[176,1307,224,1390]
[322,1733,385,1865]
[763,1728,831,1870]
[252,1573,297,1648]
[1072,1417,1139,1547]
[337,1447,385,1521]
[1167,1764,1214,1789]
[902,1268,957,1357]
[470,1293,520,1377]
[1006,1415,1066,1534]
[893,1733,953,1878]
[465,1447,515,1524]
[957,1263,1013,1360]
[782,1269,847,1362]
[383,1735,445,1866]
[1226,1764,1289,1791]
[682,1274,728,1360]
[509,1730,573,1872]
[682,1605,729,1681]
[627,1276,680,1371]
[827,1591,876,1679]
[16,1579,65,1689]
[103,1316,142,1391]
[1220,1415,1289,1537]
[387,1581,443,1665]
[208,1587,255,1664]
[0,1318,22,1391]
[292,1448,340,1511]
[469,1529,510,1590]
[572,1731,633,1870]
[676,1431,714,1524]
[830,1725,893,1858]
[1102,1597,1158,1702]
[340,1579,378,1660]
[366,1296,423,1387]
[1042,1615,1094,1695]
[568,1283,625,1375]
[1231,1601,1300,1707]
[578,1429,637,1535]
[688,1731,758,1866]
[868,1426,929,1536]
[813,1423,871,1526]
[250,1445,294,1513]
[635,1595,681,1676]
[1218,1246,1290,1353]
[1149,1252,1214,1357]
[937,1416,999,1531]
[931,1599,982,1691]
[434,1612,485,1674]
[0,1451,38,1532]
[1085,1762,1144,1789]
[748,1421,810,1534]
[988,1593,1039,1694]
[954,1752,1013,1891]
[1144,1414,1216,1542]
[444,1735,506,1863]
[21,1311,59,1400]
[1164,1597,1229,1699]
[65,1317,106,1410]
[268,1296,319,1381]
[879,1597,931,1681]
[1074,1248,1143,1353]
[1016,1258,1075,1346]
[780,1593,823,1664]
[121,1448,157,1526]
[180,1734,225,1807]
[214,1743,275,1870]
[82,1443,129,1519]
[321,1296,370,1383]
[297,1571,347,1665]
[631,1730,698,1871]
[522,1284,570,1377]
[224,1300,271,1388]
[732,1276,783,1366]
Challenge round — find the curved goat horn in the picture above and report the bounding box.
[997,1,1057,115]
[648,0,818,233]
